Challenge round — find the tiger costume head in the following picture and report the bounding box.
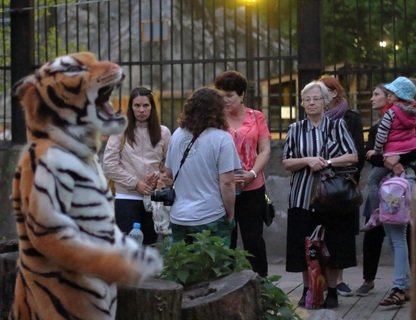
[13,52,127,157]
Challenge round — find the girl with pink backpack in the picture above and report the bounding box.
[364,76,416,306]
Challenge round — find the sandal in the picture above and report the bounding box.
[379,288,406,306]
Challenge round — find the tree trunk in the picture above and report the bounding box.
[116,279,183,320]
[0,252,18,319]
[181,270,261,320]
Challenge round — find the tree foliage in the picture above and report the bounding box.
[323,0,416,68]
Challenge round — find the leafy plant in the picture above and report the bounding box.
[159,230,301,320]
[260,275,301,320]
[159,230,251,286]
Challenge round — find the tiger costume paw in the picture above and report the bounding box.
[138,246,164,280]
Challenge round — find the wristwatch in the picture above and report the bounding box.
[249,169,257,178]
[326,159,332,168]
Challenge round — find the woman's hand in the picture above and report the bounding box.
[234,170,257,188]
[136,173,159,195]
[366,149,376,160]
[147,172,159,188]
[308,156,327,172]
[135,180,153,195]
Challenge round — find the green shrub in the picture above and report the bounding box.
[159,230,251,286]
[260,275,302,320]
[159,230,300,319]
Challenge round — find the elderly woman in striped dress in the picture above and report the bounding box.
[282,80,358,309]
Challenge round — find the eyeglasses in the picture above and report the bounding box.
[303,96,324,103]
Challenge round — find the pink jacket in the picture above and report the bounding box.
[384,105,416,155]
[103,123,171,196]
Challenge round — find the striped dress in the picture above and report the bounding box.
[282,116,357,210]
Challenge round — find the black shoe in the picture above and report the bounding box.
[323,293,338,308]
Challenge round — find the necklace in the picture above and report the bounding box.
[232,127,238,137]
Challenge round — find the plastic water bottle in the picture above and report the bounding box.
[128,222,144,245]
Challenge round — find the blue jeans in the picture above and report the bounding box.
[383,223,410,290]
[367,166,389,214]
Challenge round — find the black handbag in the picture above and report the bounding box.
[263,193,275,226]
[311,120,362,212]
[311,167,362,212]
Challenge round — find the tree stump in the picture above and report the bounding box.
[0,251,18,319]
[0,240,263,320]
[116,278,183,320]
[181,270,261,320]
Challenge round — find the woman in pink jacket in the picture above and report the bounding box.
[103,87,171,244]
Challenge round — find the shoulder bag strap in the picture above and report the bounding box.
[171,134,199,188]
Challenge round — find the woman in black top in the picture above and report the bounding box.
[319,75,365,297]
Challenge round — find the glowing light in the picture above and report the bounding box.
[379,41,387,48]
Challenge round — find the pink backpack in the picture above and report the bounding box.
[379,174,412,225]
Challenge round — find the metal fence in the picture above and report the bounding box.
[0,0,415,144]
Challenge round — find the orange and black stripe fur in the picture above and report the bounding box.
[9,52,163,320]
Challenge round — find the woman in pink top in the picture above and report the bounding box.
[215,70,271,277]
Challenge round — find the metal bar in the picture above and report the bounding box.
[232,0,237,71]
[0,0,8,141]
[11,0,34,144]
[86,2,90,50]
[201,0,206,85]
[159,0,164,120]
[128,0,132,89]
[97,0,101,59]
[190,0,194,91]
[106,0,110,60]
[169,0,174,130]
[180,0,184,102]
[297,0,323,120]
[54,0,58,57]
[76,1,80,50]
[149,0,154,88]
[245,3,254,108]
[65,0,69,52]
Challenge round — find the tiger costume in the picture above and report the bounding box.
[10,52,163,320]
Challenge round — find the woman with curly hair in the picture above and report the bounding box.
[165,87,241,245]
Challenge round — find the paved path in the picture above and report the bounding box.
[269,264,411,320]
